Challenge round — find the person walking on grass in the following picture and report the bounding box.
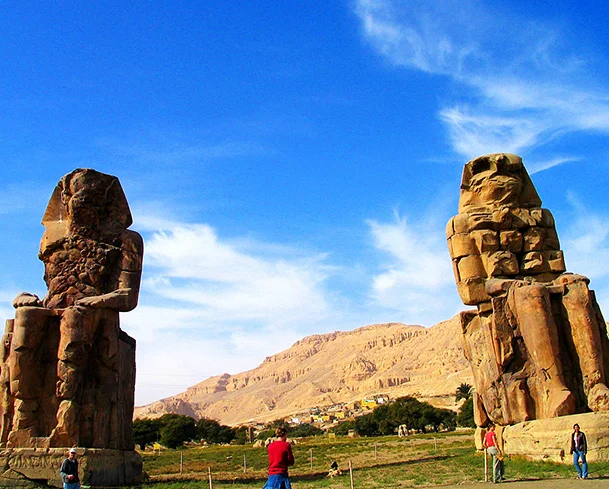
[483,424,503,483]
[263,426,295,489]
[570,423,588,479]
[60,448,80,489]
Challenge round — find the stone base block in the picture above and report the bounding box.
[502,412,609,463]
[0,448,142,488]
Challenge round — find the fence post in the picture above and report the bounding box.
[349,460,354,489]
[208,466,213,489]
[243,454,247,473]
[180,451,183,475]
[310,449,313,469]
[484,448,488,482]
[434,437,437,451]
[374,442,377,459]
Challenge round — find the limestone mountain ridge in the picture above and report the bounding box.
[134,316,473,426]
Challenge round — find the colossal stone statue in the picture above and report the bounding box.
[447,153,609,427]
[0,169,143,486]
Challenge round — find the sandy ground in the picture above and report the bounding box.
[433,477,608,489]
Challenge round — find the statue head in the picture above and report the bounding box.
[458,153,541,212]
[42,168,132,234]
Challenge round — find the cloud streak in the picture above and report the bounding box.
[355,0,609,159]
[142,223,333,324]
[366,212,463,326]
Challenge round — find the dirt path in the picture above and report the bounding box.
[433,477,608,489]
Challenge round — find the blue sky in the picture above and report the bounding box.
[2,1,609,406]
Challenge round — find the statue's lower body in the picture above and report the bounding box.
[461,277,609,426]
[1,306,136,450]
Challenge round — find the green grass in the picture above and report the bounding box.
[135,430,609,488]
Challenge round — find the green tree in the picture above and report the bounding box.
[456,396,476,428]
[256,419,289,440]
[197,418,236,444]
[354,413,380,436]
[159,414,197,449]
[289,423,324,438]
[455,383,473,402]
[233,426,250,445]
[354,396,457,436]
[132,418,162,450]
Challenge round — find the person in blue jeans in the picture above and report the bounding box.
[570,423,588,479]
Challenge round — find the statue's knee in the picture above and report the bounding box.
[12,309,51,349]
[515,284,548,303]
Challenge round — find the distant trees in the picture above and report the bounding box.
[353,396,456,436]
[133,418,162,450]
[159,414,198,449]
[255,419,324,440]
[197,418,236,444]
[456,397,475,428]
[133,414,238,449]
[256,421,286,441]
[455,383,473,402]
[454,383,475,428]
[289,423,324,438]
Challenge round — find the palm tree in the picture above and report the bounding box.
[455,383,473,402]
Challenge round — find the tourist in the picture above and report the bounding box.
[482,424,503,483]
[328,460,342,477]
[263,427,294,489]
[60,448,80,489]
[570,423,588,479]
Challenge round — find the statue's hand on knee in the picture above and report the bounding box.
[12,293,43,309]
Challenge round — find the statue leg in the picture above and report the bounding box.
[7,307,53,439]
[49,307,99,447]
[561,280,609,411]
[510,285,575,418]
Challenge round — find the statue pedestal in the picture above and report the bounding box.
[502,412,609,463]
[0,448,143,488]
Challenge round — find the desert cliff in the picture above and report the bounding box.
[134,316,473,425]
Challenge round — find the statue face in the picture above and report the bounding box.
[469,170,523,206]
[467,155,523,206]
[61,172,106,227]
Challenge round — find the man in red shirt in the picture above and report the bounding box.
[263,427,295,489]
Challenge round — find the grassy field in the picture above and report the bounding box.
[138,430,609,488]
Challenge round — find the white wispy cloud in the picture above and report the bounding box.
[122,217,340,404]
[354,0,609,159]
[527,156,581,175]
[142,223,333,323]
[560,200,609,282]
[366,212,463,326]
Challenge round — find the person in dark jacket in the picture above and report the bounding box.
[263,427,294,489]
[570,424,588,479]
[60,448,80,489]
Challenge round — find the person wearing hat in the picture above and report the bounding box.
[60,448,80,489]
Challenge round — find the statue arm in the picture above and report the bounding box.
[74,231,144,312]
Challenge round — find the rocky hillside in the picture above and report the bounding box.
[134,315,473,425]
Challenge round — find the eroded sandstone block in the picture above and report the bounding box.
[448,153,609,426]
[0,169,143,485]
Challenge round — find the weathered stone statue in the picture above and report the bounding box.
[0,169,143,486]
[447,153,609,427]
